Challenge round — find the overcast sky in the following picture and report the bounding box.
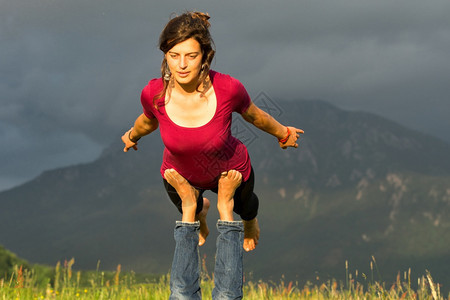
[1,0,450,191]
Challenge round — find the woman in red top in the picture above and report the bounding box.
[122,11,303,299]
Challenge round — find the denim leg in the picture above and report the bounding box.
[212,220,244,300]
[170,221,202,300]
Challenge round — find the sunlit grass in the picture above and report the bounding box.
[1,258,447,299]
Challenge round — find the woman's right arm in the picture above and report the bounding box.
[121,113,159,152]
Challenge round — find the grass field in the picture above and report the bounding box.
[1,259,447,299]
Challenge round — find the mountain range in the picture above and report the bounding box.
[1,99,449,289]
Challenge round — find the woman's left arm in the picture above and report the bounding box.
[241,102,304,149]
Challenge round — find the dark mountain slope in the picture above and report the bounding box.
[1,100,449,288]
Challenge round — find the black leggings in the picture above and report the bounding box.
[163,168,259,221]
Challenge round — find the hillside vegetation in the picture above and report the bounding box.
[1,247,447,299]
[1,100,449,292]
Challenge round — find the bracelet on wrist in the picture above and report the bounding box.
[129,129,141,143]
[278,127,290,143]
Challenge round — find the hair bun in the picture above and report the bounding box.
[191,11,211,28]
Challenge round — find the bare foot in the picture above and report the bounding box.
[196,197,210,246]
[243,218,260,252]
[218,170,243,198]
[164,169,198,222]
[217,170,242,221]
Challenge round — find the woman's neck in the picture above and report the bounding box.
[173,75,210,96]
[174,81,199,95]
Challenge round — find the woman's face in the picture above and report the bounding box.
[166,38,203,89]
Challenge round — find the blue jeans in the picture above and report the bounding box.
[169,220,244,300]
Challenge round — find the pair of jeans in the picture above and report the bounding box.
[169,220,244,300]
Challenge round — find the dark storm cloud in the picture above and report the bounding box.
[1,0,450,190]
[222,0,450,142]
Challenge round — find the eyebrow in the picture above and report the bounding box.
[168,51,200,55]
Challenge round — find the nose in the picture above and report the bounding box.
[179,56,187,69]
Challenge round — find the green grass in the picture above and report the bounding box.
[1,260,448,300]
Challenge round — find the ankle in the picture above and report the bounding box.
[182,205,197,223]
[217,203,234,220]
[243,218,257,226]
[218,208,234,221]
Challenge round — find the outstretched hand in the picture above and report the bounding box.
[279,126,304,149]
[121,128,138,152]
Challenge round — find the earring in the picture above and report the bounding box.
[164,63,171,81]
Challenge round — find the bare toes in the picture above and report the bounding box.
[244,239,256,252]
[165,169,185,184]
[228,170,242,182]
[197,198,210,246]
[164,169,176,183]
[243,218,260,252]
